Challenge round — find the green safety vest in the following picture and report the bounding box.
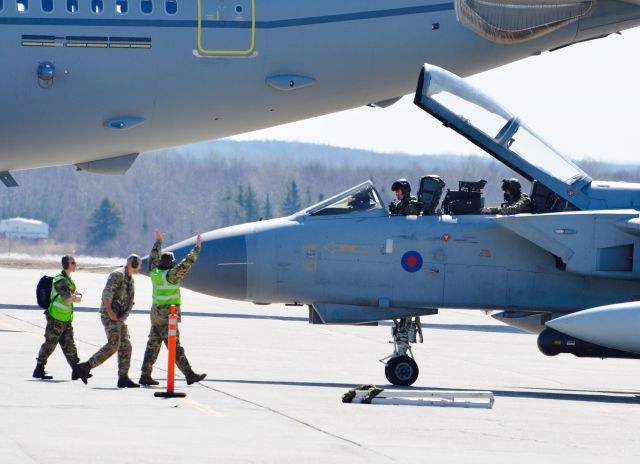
[151,268,181,306]
[48,273,75,322]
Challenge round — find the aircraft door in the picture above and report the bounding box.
[197,0,256,56]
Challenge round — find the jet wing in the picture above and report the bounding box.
[414,65,592,210]
[494,210,640,279]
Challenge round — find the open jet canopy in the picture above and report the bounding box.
[414,65,593,211]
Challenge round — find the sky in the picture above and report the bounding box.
[231,27,640,165]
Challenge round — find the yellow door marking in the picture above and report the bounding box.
[197,0,256,56]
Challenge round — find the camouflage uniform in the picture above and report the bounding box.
[140,239,201,378]
[487,193,533,215]
[389,196,421,216]
[86,267,135,377]
[36,272,80,368]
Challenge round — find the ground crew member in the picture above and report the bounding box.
[75,255,142,388]
[481,178,532,215]
[33,255,83,380]
[138,229,206,386]
[389,179,420,216]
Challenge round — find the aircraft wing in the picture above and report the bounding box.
[494,210,640,279]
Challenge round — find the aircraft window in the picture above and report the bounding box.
[116,0,128,14]
[307,183,384,217]
[165,0,177,15]
[141,0,152,14]
[66,0,77,13]
[17,0,28,13]
[41,0,53,12]
[507,124,583,183]
[0,1,3,12]
[91,0,103,13]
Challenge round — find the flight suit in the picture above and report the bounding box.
[389,196,421,216]
[486,193,533,215]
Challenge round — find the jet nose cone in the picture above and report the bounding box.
[162,233,248,300]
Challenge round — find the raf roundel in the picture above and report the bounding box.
[401,251,423,273]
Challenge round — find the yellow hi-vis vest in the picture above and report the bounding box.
[151,268,181,306]
[48,273,75,322]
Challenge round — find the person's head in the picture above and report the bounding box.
[159,252,175,270]
[391,179,411,201]
[501,178,522,202]
[126,254,142,274]
[61,255,77,273]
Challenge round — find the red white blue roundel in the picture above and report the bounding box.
[401,251,423,273]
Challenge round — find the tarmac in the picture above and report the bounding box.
[1,265,639,463]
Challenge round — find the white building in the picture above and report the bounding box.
[0,217,49,240]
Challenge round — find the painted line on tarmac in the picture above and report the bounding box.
[196,382,400,462]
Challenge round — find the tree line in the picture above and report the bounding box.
[1,140,639,256]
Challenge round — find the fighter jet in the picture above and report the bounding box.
[150,64,640,386]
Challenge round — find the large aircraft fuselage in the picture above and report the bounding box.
[2,0,640,171]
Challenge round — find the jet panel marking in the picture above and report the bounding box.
[20,33,152,49]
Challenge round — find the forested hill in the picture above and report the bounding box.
[2,140,639,256]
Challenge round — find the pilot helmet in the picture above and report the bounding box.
[501,178,522,201]
[160,252,176,269]
[391,179,411,196]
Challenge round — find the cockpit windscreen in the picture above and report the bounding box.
[306,182,384,217]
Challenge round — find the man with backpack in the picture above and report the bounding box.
[33,255,83,380]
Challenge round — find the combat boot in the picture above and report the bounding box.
[186,372,207,385]
[73,362,92,384]
[117,376,140,388]
[138,374,159,386]
[71,364,93,381]
[32,362,53,380]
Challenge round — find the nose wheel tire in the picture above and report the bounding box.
[384,355,419,386]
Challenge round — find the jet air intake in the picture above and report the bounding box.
[455,0,594,44]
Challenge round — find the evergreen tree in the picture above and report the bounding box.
[263,193,273,220]
[305,187,312,207]
[280,180,301,215]
[244,183,260,221]
[87,197,124,247]
[234,185,245,223]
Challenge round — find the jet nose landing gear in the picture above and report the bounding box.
[381,317,423,386]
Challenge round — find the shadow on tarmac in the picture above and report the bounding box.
[2,305,527,331]
[0,304,307,322]
[380,320,526,334]
[203,378,640,404]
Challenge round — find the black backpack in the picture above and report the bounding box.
[36,275,57,310]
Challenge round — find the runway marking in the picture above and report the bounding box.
[181,397,224,417]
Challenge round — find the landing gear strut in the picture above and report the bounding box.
[380,317,423,386]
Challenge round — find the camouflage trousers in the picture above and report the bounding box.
[88,313,132,378]
[141,309,193,377]
[37,313,79,367]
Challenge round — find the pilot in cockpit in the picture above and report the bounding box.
[388,179,420,216]
[481,178,532,215]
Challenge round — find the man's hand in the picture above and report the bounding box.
[118,313,129,322]
[72,293,82,303]
[196,234,203,248]
[154,229,164,241]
